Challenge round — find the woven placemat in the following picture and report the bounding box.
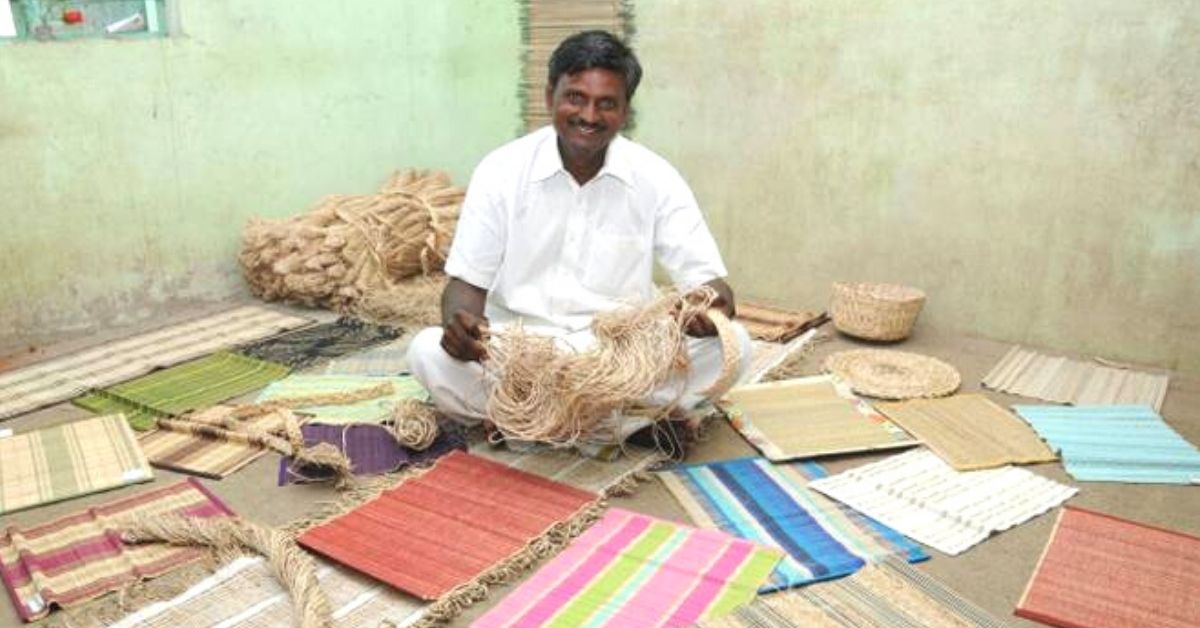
[824,349,960,399]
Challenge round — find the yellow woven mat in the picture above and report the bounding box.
[724,375,917,461]
[876,394,1057,470]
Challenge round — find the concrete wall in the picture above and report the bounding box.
[634,0,1200,372]
[0,1,518,352]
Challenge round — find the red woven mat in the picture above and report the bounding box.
[298,450,598,600]
[1017,506,1200,628]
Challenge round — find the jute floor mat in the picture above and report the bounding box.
[876,394,1057,470]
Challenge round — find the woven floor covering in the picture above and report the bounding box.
[237,317,401,371]
[73,352,290,431]
[0,306,310,421]
[1017,506,1200,628]
[983,345,1170,411]
[0,414,153,515]
[700,557,1009,628]
[745,330,821,385]
[111,555,427,627]
[658,457,927,592]
[324,338,411,376]
[474,507,781,627]
[299,450,598,600]
[736,301,825,343]
[876,394,1057,470]
[468,438,665,495]
[809,449,1077,555]
[139,405,290,479]
[256,374,426,424]
[725,375,917,461]
[278,421,467,484]
[0,479,233,621]
[1014,404,1200,484]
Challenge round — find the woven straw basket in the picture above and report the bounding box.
[830,283,925,341]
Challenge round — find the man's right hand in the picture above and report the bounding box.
[439,277,491,362]
[441,309,490,362]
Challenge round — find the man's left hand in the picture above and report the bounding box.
[685,278,736,337]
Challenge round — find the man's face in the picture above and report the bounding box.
[546,68,629,160]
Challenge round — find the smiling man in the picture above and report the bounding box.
[406,30,752,452]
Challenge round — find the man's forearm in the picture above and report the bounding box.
[441,277,488,326]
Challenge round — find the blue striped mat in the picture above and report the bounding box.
[1014,405,1200,484]
[658,456,927,592]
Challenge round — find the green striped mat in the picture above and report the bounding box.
[74,352,290,430]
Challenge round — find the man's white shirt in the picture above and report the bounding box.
[444,126,727,331]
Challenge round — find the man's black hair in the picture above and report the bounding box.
[548,30,642,101]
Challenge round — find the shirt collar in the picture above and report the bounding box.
[530,126,635,188]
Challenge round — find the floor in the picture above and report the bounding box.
[2,303,1198,627]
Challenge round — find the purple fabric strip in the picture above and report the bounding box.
[277,421,466,485]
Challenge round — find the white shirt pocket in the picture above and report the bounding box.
[582,233,651,300]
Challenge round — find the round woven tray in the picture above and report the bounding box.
[824,349,960,400]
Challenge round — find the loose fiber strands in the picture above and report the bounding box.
[123,516,331,628]
[485,287,738,445]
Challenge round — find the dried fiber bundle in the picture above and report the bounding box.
[352,273,447,329]
[239,170,463,322]
[485,287,740,445]
[123,516,331,628]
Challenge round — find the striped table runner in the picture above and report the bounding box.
[468,438,665,496]
[1014,404,1200,484]
[323,339,411,376]
[724,375,917,461]
[256,374,426,424]
[1017,507,1200,628]
[74,352,290,430]
[0,414,153,515]
[237,317,401,371]
[809,449,1077,555]
[299,451,598,602]
[0,306,310,420]
[112,555,427,627]
[138,406,290,479]
[0,479,233,621]
[876,394,1057,470]
[474,507,782,627]
[659,457,926,591]
[700,558,1009,628]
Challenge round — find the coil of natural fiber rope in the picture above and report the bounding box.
[239,170,462,328]
[824,349,960,400]
[123,515,331,628]
[484,287,740,445]
[388,398,439,450]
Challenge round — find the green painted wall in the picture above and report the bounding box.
[0,1,519,351]
[635,1,1200,372]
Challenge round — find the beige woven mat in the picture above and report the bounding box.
[724,375,917,461]
[877,394,1057,471]
[468,438,663,495]
[982,345,1169,411]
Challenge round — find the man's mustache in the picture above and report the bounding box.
[569,118,606,132]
